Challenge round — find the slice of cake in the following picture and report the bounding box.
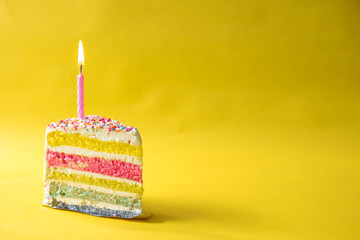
[42,115,143,218]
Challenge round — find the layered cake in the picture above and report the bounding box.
[42,115,144,218]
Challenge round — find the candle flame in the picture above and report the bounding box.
[78,40,84,66]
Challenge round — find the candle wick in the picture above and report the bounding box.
[80,65,83,74]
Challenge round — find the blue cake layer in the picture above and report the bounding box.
[49,200,142,219]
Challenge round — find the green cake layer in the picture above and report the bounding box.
[49,181,141,208]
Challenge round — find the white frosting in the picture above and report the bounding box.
[43,131,49,182]
[46,125,142,146]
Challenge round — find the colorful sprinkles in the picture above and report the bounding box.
[48,115,137,133]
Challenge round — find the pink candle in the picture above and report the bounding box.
[77,70,84,119]
[77,40,84,119]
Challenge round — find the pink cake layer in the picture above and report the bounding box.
[46,149,142,183]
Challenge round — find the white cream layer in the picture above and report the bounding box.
[46,126,142,146]
[46,145,142,165]
[49,196,142,213]
[44,179,141,199]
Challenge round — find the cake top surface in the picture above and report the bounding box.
[48,115,138,134]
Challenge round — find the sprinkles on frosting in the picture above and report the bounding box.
[48,115,137,133]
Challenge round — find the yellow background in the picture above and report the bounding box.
[0,0,359,239]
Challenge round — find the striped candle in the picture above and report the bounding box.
[77,40,84,119]
[77,71,84,119]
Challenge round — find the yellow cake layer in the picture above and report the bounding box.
[46,131,143,157]
[45,167,144,195]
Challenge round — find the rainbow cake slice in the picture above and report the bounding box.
[42,115,143,218]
